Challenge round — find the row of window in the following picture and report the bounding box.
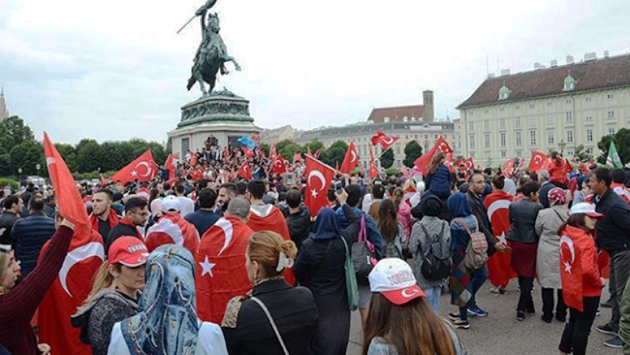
[470,110,616,130]
[468,147,595,159]
[469,127,616,149]
[469,92,620,116]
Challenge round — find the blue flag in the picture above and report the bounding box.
[238,136,259,149]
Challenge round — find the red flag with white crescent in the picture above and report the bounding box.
[165,154,176,180]
[196,216,254,323]
[145,214,200,257]
[269,144,277,160]
[272,155,286,175]
[110,149,158,185]
[370,131,399,151]
[369,144,378,179]
[484,191,516,288]
[527,150,548,173]
[237,161,252,180]
[413,136,452,175]
[39,133,104,354]
[340,142,359,174]
[502,158,516,178]
[305,155,335,217]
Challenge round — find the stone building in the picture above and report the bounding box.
[0,88,9,121]
[259,125,297,145]
[457,52,630,165]
[367,90,434,123]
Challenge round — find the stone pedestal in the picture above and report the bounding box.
[168,88,262,157]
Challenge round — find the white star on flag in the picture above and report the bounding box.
[131,170,138,177]
[311,189,318,198]
[497,232,507,245]
[564,261,572,273]
[200,255,216,277]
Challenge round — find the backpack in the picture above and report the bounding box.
[418,222,451,281]
[454,217,488,270]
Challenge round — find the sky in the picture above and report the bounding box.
[1,0,629,145]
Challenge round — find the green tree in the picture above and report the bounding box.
[403,141,422,167]
[305,139,324,154]
[54,143,78,172]
[259,143,270,157]
[574,144,591,162]
[380,149,394,169]
[326,147,346,168]
[0,116,34,153]
[76,139,105,173]
[597,129,630,166]
[0,147,11,176]
[279,143,302,162]
[9,140,44,176]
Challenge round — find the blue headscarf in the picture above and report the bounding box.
[311,208,341,240]
[448,192,473,218]
[120,244,199,354]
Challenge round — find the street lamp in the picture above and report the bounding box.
[17,168,22,184]
[558,140,567,156]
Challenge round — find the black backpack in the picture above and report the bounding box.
[419,223,451,281]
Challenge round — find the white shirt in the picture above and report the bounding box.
[177,196,195,217]
[107,319,228,355]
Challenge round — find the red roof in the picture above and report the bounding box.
[457,53,630,109]
[368,105,424,123]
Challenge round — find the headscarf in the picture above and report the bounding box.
[310,208,341,240]
[503,178,517,196]
[548,187,566,207]
[120,244,199,354]
[577,175,587,190]
[447,192,473,218]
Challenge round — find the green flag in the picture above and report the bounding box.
[606,140,623,168]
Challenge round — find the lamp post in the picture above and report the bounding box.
[35,163,41,186]
[558,140,567,156]
[17,168,22,185]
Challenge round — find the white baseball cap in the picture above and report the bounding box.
[369,258,425,305]
[570,203,603,219]
[161,196,181,213]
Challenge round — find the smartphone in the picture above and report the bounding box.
[333,181,343,194]
[283,173,294,185]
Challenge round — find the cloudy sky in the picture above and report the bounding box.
[1,0,628,145]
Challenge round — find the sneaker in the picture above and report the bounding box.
[452,320,470,329]
[601,298,613,308]
[596,324,617,336]
[467,305,489,317]
[526,307,536,315]
[596,307,601,316]
[517,311,525,321]
[448,312,461,321]
[604,336,623,349]
[499,288,509,295]
[488,288,501,296]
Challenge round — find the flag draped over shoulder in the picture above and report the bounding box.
[110,149,158,184]
[484,190,516,288]
[39,133,104,355]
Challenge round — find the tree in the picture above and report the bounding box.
[380,149,394,169]
[259,143,270,157]
[403,141,422,167]
[76,139,105,173]
[9,140,44,176]
[279,143,302,162]
[54,143,78,172]
[305,139,324,154]
[0,116,34,154]
[574,144,591,162]
[597,129,630,165]
[326,147,346,168]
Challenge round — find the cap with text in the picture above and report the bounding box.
[108,236,149,267]
[369,258,425,305]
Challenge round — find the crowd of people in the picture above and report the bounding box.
[0,144,630,354]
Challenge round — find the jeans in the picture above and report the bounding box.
[424,286,441,313]
[559,296,600,355]
[517,276,535,312]
[542,287,567,320]
[468,264,489,309]
[608,249,630,332]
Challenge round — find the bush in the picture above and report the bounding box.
[385,168,401,176]
[0,177,19,191]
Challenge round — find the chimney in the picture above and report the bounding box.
[534,62,544,69]
[584,52,597,61]
[487,73,495,79]
[422,90,434,122]
[500,69,510,76]
[604,50,610,58]
[550,59,558,67]
[566,55,574,64]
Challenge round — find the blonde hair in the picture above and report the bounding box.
[402,178,415,192]
[248,231,297,277]
[82,262,121,306]
[0,250,11,283]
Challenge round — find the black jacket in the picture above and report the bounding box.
[594,188,630,254]
[539,181,555,208]
[507,199,543,244]
[12,211,56,278]
[105,222,140,255]
[221,279,319,355]
[466,191,497,255]
[281,204,312,249]
[0,211,19,248]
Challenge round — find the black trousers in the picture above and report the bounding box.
[558,296,600,355]
[542,287,567,319]
[517,276,535,312]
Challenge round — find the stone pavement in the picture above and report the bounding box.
[347,279,620,354]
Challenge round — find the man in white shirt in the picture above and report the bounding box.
[175,183,195,217]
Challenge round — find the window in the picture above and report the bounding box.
[529,117,536,126]
[516,150,522,157]
[501,151,507,157]
[530,130,536,145]
[484,120,490,130]
[515,117,521,127]
[546,115,554,125]
[609,127,616,135]
[565,112,573,122]
[470,111,474,116]
[395,144,400,154]
[529,104,535,109]
[516,131,522,146]
[499,118,506,129]
[181,138,190,154]
[608,110,615,119]
[484,134,490,148]
[567,130,574,143]
[566,99,572,104]
[424,142,429,150]
[547,101,553,106]
[500,132,506,147]
[515,105,520,110]
[586,128,593,142]
[470,152,475,158]
[564,82,575,91]
[384,117,390,122]
[414,134,418,139]
[500,107,505,112]
[586,112,593,121]
[469,135,475,149]
[484,109,489,114]
[608,94,614,99]
[586,96,592,102]
[587,147,594,155]
[548,131,555,144]
[468,122,473,130]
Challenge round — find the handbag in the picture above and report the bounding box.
[251,296,290,355]
[341,236,360,311]
[351,215,378,285]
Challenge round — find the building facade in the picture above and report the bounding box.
[0,88,9,121]
[259,125,297,145]
[457,52,630,166]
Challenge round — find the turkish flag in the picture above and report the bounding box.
[484,191,517,288]
[165,154,176,180]
[502,158,516,178]
[307,146,312,156]
[527,151,548,173]
[251,134,260,143]
[145,213,200,257]
[444,153,456,173]
[413,136,452,175]
[242,146,254,159]
[314,148,322,159]
[305,155,335,218]
[237,161,252,180]
[189,149,198,167]
[110,149,157,185]
[371,131,399,151]
[40,133,104,354]
[293,152,303,163]
[272,155,286,175]
[99,173,108,185]
[196,216,254,323]
[269,144,277,160]
[340,142,359,174]
[369,144,379,179]
[559,227,590,312]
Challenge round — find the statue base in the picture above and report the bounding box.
[168,88,262,157]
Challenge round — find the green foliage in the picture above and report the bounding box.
[0,178,19,191]
[325,147,346,168]
[76,139,105,173]
[574,144,591,162]
[0,116,34,153]
[279,143,302,161]
[403,141,422,167]
[385,168,400,175]
[9,140,44,176]
[305,139,324,154]
[55,143,77,172]
[380,149,394,169]
[259,143,270,156]
[329,140,348,152]
[597,129,630,165]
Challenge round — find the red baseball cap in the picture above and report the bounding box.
[368,258,425,305]
[108,236,149,267]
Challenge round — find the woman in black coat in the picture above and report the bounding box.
[294,190,361,355]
